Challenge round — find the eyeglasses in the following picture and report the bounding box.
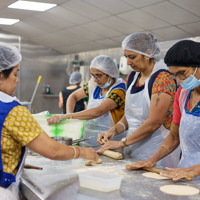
[90,73,105,80]
[171,67,191,80]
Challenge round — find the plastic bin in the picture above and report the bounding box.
[78,170,122,192]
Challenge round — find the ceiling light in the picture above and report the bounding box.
[8,1,57,11]
[0,18,19,25]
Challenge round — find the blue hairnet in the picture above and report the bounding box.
[69,71,82,84]
[0,44,22,71]
[122,32,161,60]
[90,55,119,78]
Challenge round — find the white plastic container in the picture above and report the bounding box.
[78,170,122,192]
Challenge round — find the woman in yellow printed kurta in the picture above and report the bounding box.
[0,44,98,200]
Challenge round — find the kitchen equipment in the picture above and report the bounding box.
[78,170,122,192]
[51,136,94,145]
[20,75,42,111]
[142,167,192,181]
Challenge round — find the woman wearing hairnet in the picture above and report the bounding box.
[0,44,98,200]
[98,33,179,167]
[126,40,200,181]
[59,71,85,114]
[48,55,126,146]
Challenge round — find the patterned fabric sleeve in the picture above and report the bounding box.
[106,89,125,108]
[152,71,176,96]
[4,105,43,146]
[83,82,89,96]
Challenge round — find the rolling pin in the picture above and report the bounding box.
[142,167,192,181]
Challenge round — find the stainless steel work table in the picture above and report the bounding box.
[20,154,200,200]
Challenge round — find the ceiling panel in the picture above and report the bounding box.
[81,22,122,37]
[122,0,163,8]
[36,12,73,29]
[97,16,144,34]
[48,6,90,25]
[83,0,133,14]
[142,1,200,25]
[171,0,200,17]
[95,38,118,48]
[118,9,169,30]
[62,0,109,20]
[178,22,200,36]
[151,26,192,41]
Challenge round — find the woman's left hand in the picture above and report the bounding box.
[97,141,121,153]
[160,167,196,181]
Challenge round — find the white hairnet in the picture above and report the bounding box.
[0,44,22,71]
[122,32,161,60]
[90,55,119,78]
[69,71,82,84]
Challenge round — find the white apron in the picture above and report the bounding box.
[83,78,126,147]
[0,92,27,200]
[178,89,200,171]
[124,60,180,167]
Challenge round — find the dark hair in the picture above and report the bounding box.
[2,67,14,78]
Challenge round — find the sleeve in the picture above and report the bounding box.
[83,82,89,96]
[5,106,43,146]
[152,71,176,96]
[106,89,125,108]
[172,87,182,125]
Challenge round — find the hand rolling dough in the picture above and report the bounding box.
[85,158,102,166]
[102,150,123,160]
[160,185,199,196]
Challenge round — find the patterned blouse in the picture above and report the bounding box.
[1,106,42,175]
[83,82,125,124]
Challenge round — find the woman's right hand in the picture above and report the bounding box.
[97,130,115,145]
[80,147,99,163]
[47,115,63,125]
[126,157,156,170]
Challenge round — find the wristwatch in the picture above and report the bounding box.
[121,137,127,147]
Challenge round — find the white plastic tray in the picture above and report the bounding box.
[78,170,122,192]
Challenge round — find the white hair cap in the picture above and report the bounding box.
[0,44,22,71]
[69,71,82,84]
[90,55,119,78]
[122,32,161,60]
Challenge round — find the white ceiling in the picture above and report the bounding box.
[0,0,200,54]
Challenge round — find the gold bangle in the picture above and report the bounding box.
[160,144,170,153]
[71,146,77,159]
[69,113,73,119]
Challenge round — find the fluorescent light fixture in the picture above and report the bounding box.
[8,1,57,11]
[0,18,19,25]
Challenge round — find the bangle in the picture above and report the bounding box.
[69,113,73,119]
[71,146,77,159]
[76,147,81,158]
[118,121,126,132]
[160,145,170,153]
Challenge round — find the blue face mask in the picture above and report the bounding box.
[180,68,200,90]
[101,77,112,89]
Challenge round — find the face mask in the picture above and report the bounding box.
[101,77,112,89]
[180,68,200,90]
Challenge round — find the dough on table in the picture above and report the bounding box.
[102,150,123,160]
[160,185,199,196]
[142,172,169,180]
[85,158,102,166]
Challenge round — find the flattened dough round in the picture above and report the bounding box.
[142,172,169,180]
[160,185,199,196]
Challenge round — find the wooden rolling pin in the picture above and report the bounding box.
[142,167,192,181]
